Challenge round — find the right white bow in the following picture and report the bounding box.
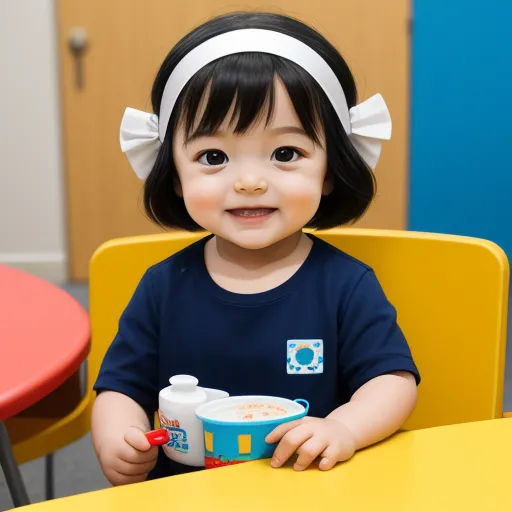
[119,108,161,180]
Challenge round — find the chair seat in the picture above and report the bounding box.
[6,417,58,445]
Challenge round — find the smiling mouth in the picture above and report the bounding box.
[227,208,277,217]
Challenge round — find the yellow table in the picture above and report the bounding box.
[18,419,512,511]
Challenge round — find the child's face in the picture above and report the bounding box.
[172,79,331,250]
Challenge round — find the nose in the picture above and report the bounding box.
[234,173,268,194]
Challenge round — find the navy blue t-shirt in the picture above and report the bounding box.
[94,234,419,479]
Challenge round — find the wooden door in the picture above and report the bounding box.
[58,1,410,280]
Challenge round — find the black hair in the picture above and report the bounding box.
[144,11,376,231]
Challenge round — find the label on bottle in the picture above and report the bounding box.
[158,410,189,454]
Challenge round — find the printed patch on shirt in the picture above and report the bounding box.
[287,339,324,374]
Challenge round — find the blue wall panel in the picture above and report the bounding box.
[410,1,512,257]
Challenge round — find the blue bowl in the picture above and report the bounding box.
[196,396,309,469]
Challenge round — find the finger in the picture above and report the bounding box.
[270,424,313,468]
[319,444,341,471]
[118,442,159,464]
[265,419,304,444]
[107,469,149,486]
[112,458,157,477]
[294,437,329,471]
[124,426,152,452]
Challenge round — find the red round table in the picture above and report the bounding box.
[0,264,90,507]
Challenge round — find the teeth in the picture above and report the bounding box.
[230,209,274,217]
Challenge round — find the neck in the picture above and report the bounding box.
[213,231,306,270]
[204,231,313,294]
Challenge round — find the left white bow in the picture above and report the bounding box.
[348,93,392,169]
[120,93,392,179]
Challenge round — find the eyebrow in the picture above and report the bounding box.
[183,125,308,147]
[268,126,308,136]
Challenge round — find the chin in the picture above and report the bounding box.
[224,228,305,251]
[229,237,277,251]
[217,231,282,251]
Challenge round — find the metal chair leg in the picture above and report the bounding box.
[0,421,30,507]
[45,453,54,500]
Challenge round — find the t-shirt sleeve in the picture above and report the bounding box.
[93,269,159,417]
[338,270,420,396]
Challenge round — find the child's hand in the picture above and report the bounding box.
[98,426,159,486]
[265,417,356,471]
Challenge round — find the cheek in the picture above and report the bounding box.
[279,172,325,209]
[180,176,224,219]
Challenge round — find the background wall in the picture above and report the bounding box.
[410,0,512,257]
[0,0,67,282]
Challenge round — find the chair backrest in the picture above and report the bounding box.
[89,228,509,430]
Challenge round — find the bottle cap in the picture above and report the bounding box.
[169,374,199,391]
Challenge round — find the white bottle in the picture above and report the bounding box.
[158,375,228,466]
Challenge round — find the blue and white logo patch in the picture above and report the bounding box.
[287,340,324,374]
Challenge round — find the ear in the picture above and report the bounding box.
[322,173,334,196]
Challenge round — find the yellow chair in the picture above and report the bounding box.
[86,228,509,430]
[8,227,509,495]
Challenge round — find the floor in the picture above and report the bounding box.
[1,284,512,510]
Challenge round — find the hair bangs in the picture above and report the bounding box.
[174,53,324,145]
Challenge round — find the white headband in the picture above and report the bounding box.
[120,29,392,179]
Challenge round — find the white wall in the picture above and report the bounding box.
[0,0,67,283]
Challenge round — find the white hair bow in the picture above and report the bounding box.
[120,93,391,180]
[119,110,161,180]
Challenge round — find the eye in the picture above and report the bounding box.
[272,147,302,163]
[198,150,228,166]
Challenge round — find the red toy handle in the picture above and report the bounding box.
[145,428,169,446]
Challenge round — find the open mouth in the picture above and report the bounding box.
[226,208,277,218]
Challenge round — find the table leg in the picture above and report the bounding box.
[45,453,54,500]
[0,421,30,507]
